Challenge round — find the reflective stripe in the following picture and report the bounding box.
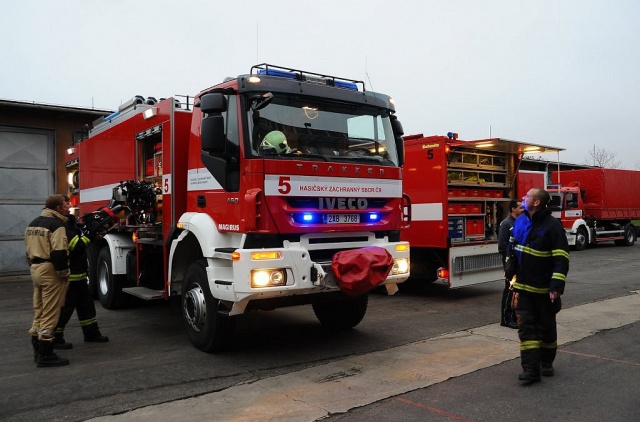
[552,272,566,282]
[79,317,97,327]
[520,340,541,351]
[552,249,570,259]
[68,235,90,252]
[69,273,88,282]
[515,245,552,257]
[512,282,549,294]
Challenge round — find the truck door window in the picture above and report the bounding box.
[566,192,578,209]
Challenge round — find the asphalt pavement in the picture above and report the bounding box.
[83,291,640,422]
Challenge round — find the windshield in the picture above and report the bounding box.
[246,94,399,166]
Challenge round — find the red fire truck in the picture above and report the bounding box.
[401,133,562,288]
[549,168,640,250]
[67,64,411,352]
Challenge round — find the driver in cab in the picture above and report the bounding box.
[260,131,298,155]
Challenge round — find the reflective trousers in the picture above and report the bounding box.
[29,263,69,340]
[56,278,100,337]
[514,292,562,372]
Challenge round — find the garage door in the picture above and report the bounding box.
[0,126,54,276]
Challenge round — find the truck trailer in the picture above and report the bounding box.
[67,64,411,352]
[549,168,640,250]
[402,133,562,288]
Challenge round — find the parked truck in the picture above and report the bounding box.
[401,133,562,288]
[67,64,411,352]
[549,168,640,250]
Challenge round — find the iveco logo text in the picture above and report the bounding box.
[296,164,384,175]
[318,198,368,210]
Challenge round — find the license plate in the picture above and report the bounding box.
[325,214,360,224]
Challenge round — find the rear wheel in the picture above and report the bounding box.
[615,224,636,246]
[96,247,131,309]
[312,294,368,330]
[182,260,234,352]
[574,227,588,251]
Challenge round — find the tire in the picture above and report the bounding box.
[615,224,636,246]
[182,260,234,352]
[312,294,368,330]
[96,247,131,309]
[574,227,588,251]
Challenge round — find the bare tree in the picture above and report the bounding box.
[584,144,621,168]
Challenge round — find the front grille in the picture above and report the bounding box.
[452,253,502,274]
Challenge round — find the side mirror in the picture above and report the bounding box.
[201,115,225,153]
[390,115,405,166]
[395,137,404,167]
[390,114,404,137]
[199,93,227,114]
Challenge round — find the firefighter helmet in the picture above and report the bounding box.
[260,130,291,154]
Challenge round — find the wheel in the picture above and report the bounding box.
[312,294,368,330]
[615,224,636,246]
[182,260,234,352]
[574,227,588,251]
[96,247,131,309]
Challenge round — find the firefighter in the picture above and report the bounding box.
[498,200,522,329]
[53,196,109,348]
[260,130,292,154]
[24,194,70,367]
[508,188,569,382]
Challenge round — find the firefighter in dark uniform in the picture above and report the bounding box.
[24,194,70,367]
[507,187,569,382]
[498,200,522,329]
[53,197,109,348]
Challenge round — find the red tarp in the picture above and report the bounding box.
[331,246,393,296]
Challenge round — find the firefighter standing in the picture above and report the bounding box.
[508,188,569,382]
[24,194,71,367]
[53,196,109,349]
[498,200,522,329]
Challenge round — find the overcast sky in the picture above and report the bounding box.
[2,0,639,169]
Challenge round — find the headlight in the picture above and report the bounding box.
[392,258,410,275]
[251,269,287,288]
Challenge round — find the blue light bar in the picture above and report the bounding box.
[257,68,298,80]
[333,79,358,91]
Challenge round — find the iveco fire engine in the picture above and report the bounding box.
[68,64,410,352]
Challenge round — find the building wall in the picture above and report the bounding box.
[0,101,110,276]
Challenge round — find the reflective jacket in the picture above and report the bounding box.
[24,208,69,274]
[509,207,569,295]
[66,214,92,282]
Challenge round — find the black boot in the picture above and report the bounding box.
[83,322,109,343]
[53,332,73,349]
[541,363,555,377]
[518,368,541,383]
[31,336,38,362]
[84,332,109,343]
[36,340,70,367]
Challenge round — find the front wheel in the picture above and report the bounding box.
[96,247,131,309]
[182,260,234,352]
[573,227,588,251]
[312,294,368,330]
